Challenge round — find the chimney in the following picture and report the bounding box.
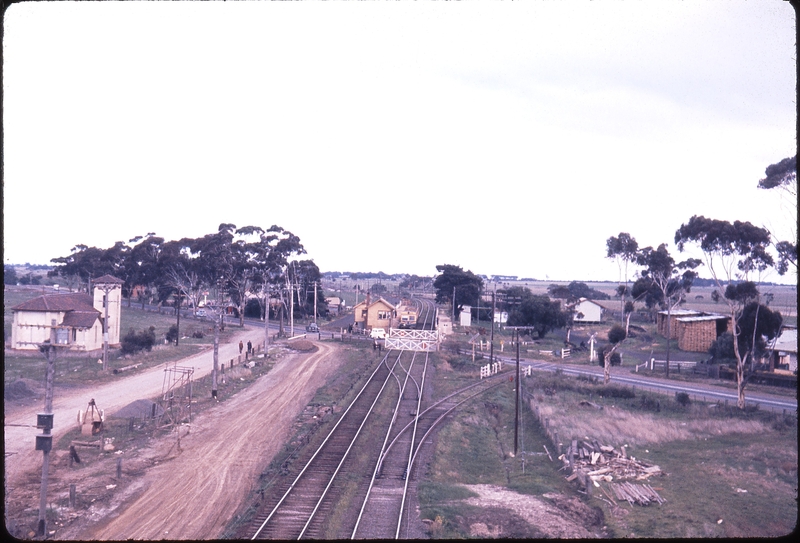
[366,292,371,307]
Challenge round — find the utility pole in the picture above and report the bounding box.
[314,280,318,325]
[36,325,58,536]
[515,329,521,456]
[175,292,181,346]
[489,286,496,364]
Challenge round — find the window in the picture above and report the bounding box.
[377,310,391,320]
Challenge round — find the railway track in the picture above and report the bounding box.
[247,296,504,540]
[249,351,401,539]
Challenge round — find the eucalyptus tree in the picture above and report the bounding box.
[159,237,206,314]
[634,243,702,377]
[606,232,639,326]
[675,216,774,408]
[757,155,797,277]
[50,243,123,292]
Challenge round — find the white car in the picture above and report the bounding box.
[369,328,386,339]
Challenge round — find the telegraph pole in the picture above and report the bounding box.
[36,326,58,536]
[515,330,522,456]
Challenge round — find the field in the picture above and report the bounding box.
[420,354,798,538]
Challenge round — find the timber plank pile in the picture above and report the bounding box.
[560,438,665,506]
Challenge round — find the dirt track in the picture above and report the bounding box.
[5,330,344,540]
[75,340,340,540]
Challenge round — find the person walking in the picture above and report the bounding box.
[239,340,244,355]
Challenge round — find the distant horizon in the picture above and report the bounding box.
[7,262,796,288]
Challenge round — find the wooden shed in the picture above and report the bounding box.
[676,316,729,352]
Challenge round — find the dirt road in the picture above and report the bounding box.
[4,329,262,493]
[76,340,341,540]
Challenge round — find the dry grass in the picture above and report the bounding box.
[533,401,769,448]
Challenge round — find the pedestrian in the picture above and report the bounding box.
[373,340,377,351]
[247,340,252,354]
[239,340,244,354]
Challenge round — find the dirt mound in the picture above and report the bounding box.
[287,340,317,352]
[4,379,43,401]
[111,399,164,419]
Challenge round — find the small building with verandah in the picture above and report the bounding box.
[767,326,797,373]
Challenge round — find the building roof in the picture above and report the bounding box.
[61,311,100,328]
[13,293,96,312]
[657,309,702,317]
[675,315,729,323]
[769,327,797,354]
[92,274,124,285]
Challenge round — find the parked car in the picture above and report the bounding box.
[306,323,319,333]
[196,309,206,317]
[370,328,386,339]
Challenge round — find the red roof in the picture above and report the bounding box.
[13,293,96,312]
[92,275,124,284]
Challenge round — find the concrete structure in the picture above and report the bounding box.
[10,275,123,351]
[459,306,472,327]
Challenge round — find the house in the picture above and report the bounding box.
[657,309,730,353]
[325,297,344,315]
[352,294,396,332]
[10,275,123,351]
[767,326,797,373]
[570,298,606,323]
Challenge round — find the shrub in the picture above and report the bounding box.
[608,324,627,344]
[596,346,622,367]
[192,330,204,339]
[675,391,691,406]
[165,324,179,345]
[599,384,635,399]
[121,326,156,355]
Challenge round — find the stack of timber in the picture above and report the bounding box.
[560,438,665,506]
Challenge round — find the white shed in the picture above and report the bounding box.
[571,298,604,323]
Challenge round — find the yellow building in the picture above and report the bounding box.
[352,295,396,332]
[10,275,123,351]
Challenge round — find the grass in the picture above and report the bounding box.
[525,372,797,538]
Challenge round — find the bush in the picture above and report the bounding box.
[121,326,156,355]
[244,298,262,319]
[596,346,622,367]
[192,330,204,339]
[608,324,627,344]
[599,384,635,399]
[165,324,179,345]
[675,391,691,406]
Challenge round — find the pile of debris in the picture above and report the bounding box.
[559,438,665,506]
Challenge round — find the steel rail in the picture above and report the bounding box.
[297,350,407,539]
[250,350,401,540]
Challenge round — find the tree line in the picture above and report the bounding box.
[47,223,326,330]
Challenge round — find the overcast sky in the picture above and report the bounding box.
[3,1,796,284]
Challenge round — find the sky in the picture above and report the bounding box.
[3,1,797,284]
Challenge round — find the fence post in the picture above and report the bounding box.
[69,484,76,508]
[116,458,122,479]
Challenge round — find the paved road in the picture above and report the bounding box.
[492,353,797,413]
